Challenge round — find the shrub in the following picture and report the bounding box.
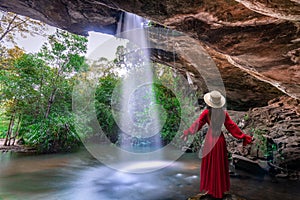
[24,114,81,153]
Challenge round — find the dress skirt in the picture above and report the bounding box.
[200,131,230,198]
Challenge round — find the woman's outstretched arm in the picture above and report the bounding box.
[181,109,208,141]
[224,112,252,146]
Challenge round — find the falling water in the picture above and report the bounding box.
[114,13,162,152]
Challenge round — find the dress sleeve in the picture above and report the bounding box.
[224,112,252,146]
[184,109,208,136]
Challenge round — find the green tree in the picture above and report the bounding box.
[95,74,120,142]
[38,29,88,119]
[0,12,47,143]
[0,51,48,145]
[20,29,89,153]
[0,13,87,152]
[0,47,24,145]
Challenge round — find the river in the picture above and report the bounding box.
[0,148,299,200]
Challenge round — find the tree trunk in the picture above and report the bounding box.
[4,112,15,146]
[44,61,67,119]
[12,115,22,145]
[45,87,57,119]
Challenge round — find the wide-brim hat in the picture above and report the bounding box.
[203,90,226,108]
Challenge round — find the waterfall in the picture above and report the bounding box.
[114,12,162,152]
[75,11,219,173]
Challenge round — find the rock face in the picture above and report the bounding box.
[247,96,300,170]
[226,96,300,176]
[0,0,299,108]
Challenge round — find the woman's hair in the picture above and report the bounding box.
[207,106,225,135]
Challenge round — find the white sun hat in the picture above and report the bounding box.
[203,90,226,108]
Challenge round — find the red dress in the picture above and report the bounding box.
[184,109,252,198]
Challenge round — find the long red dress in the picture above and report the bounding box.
[184,109,252,198]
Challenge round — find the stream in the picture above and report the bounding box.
[0,148,299,200]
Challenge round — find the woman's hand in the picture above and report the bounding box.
[181,130,189,142]
[243,134,252,146]
[180,134,188,142]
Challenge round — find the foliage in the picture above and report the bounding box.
[0,11,46,44]
[0,46,25,70]
[24,114,80,153]
[0,108,8,138]
[153,65,200,147]
[0,11,47,70]
[0,28,88,152]
[0,52,49,144]
[37,29,88,118]
[252,128,267,155]
[153,81,181,144]
[93,72,181,145]
[90,57,121,77]
[95,44,199,146]
[38,29,87,69]
[243,114,249,121]
[95,74,120,142]
[1,53,46,101]
[251,128,277,161]
[93,61,196,147]
[0,11,48,144]
[23,30,88,152]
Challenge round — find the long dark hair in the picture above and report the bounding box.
[207,106,225,135]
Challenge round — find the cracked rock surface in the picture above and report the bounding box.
[0,0,299,108]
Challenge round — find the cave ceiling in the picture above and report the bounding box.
[0,0,299,110]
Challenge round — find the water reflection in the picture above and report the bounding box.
[0,149,299,200]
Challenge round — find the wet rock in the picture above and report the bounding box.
[188,192,247,200]
[245,96,300,171]
[225,98,299,180]
[232,154,266,175]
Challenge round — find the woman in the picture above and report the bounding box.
[181,90,252,199]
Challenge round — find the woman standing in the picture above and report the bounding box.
[181,90,252,199]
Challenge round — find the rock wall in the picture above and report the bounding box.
[248,96,300,170]
[227,96,300,176]
[0,0,299,109]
